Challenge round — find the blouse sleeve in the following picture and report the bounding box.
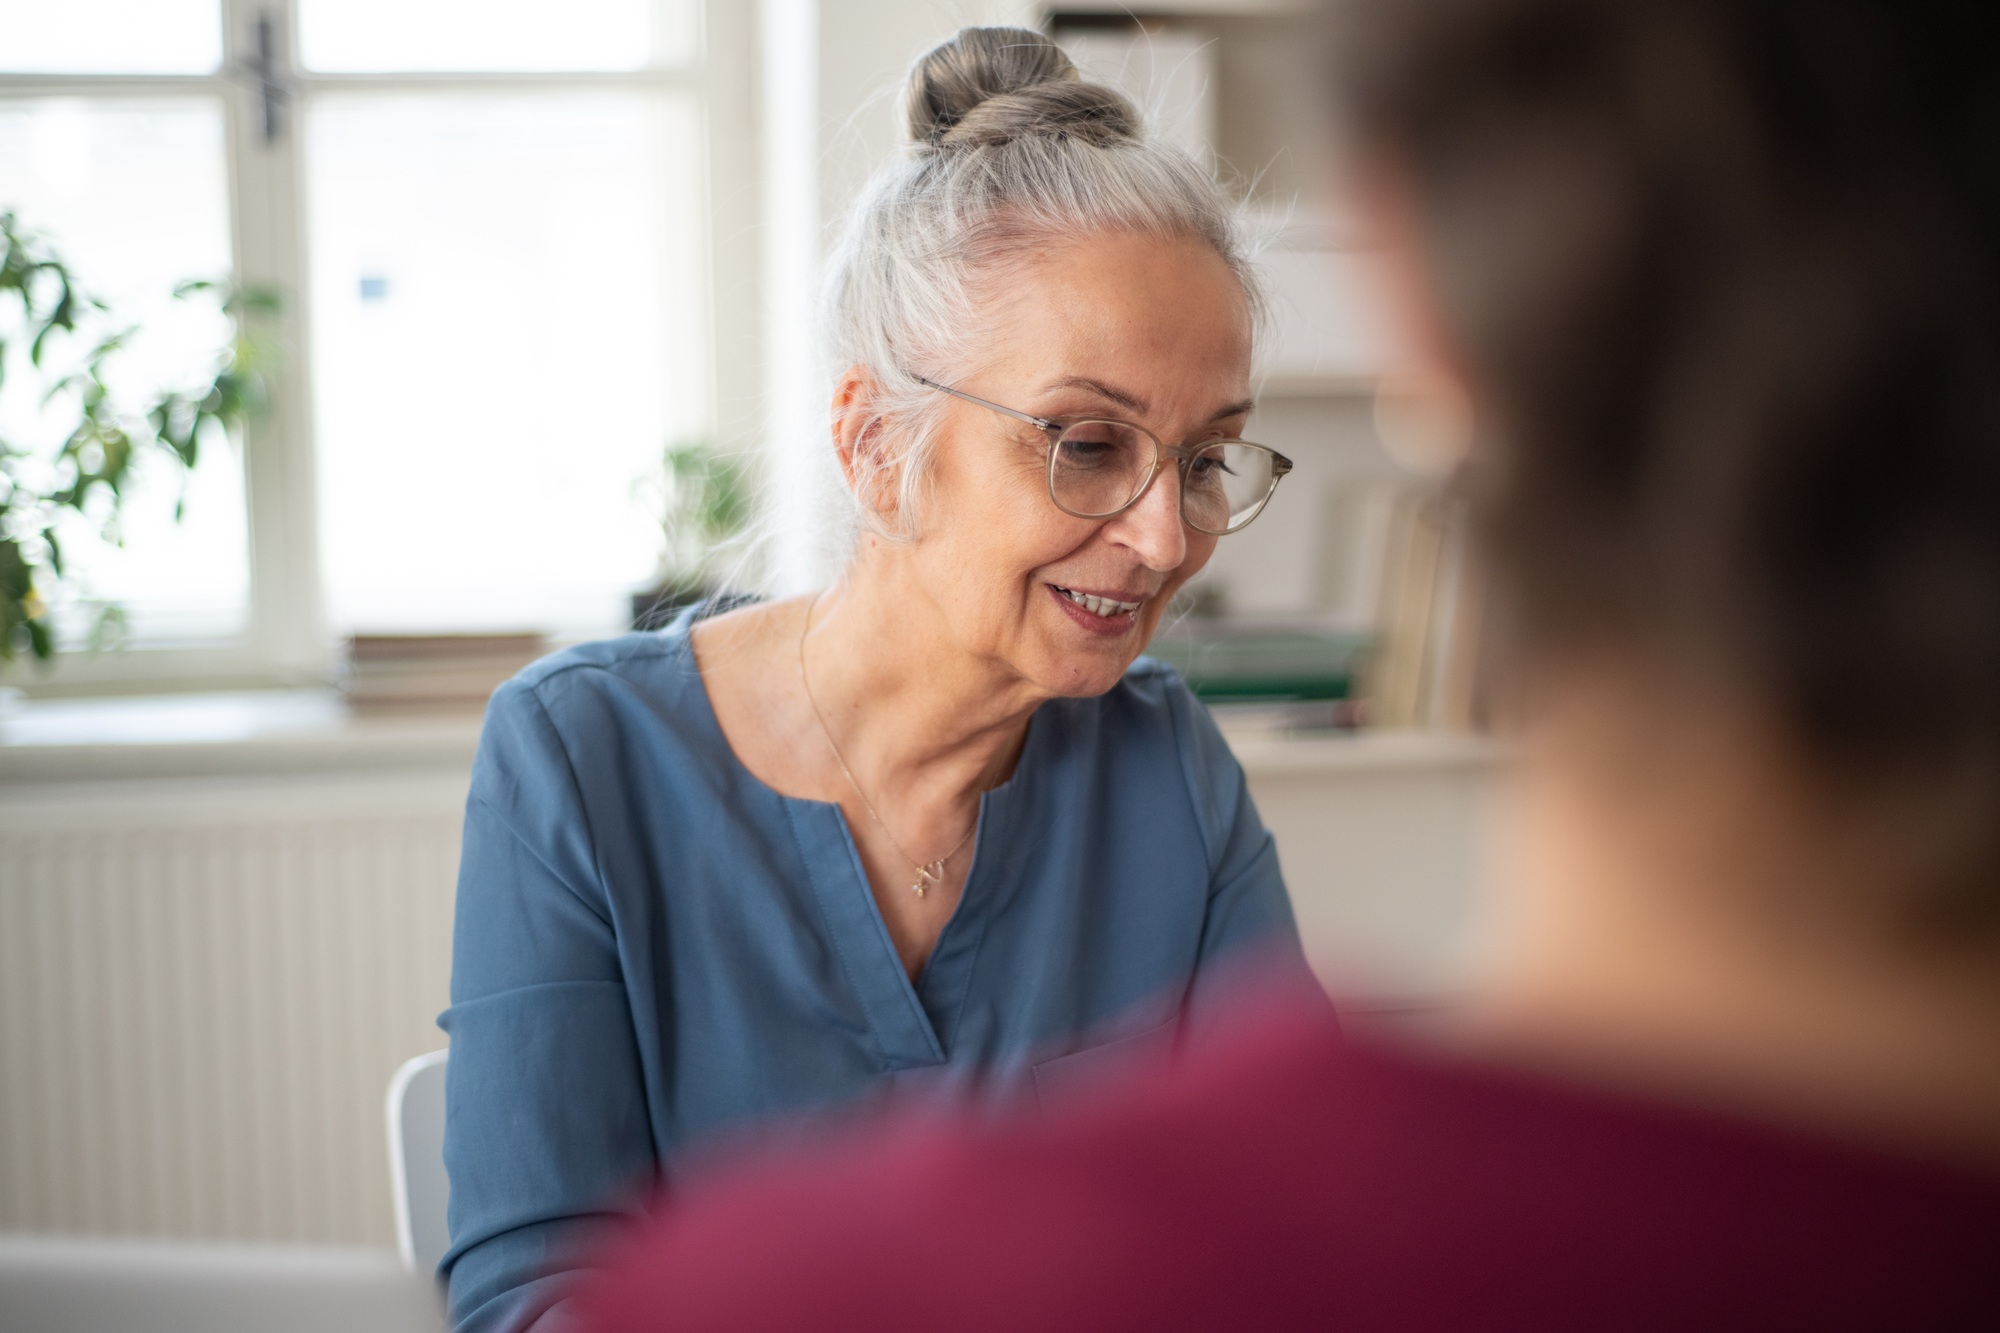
[438,675,656,1333]
[1161,673,1324,1022]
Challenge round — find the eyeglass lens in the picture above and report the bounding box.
[1050,422,1278,533]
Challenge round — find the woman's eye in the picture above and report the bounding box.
[1056,424,1131,467]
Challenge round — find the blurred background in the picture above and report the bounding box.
[0,0,1500,1260]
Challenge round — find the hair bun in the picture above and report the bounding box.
[904,26,1142,150]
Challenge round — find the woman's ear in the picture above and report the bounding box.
[831,364,901,521]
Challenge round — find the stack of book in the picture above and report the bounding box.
[1354,485,1486,731]
[343,634,549,712]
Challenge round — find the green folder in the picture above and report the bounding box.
[1144,626,1368,701]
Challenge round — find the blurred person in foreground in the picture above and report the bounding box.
[440,26,1316,1332]
[575,0,2000,1327]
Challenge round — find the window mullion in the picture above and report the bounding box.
[220,0,329,683]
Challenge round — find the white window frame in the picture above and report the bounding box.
[1,0,758,697]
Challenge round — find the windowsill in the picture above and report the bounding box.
[0,689,484,784]
[1,688,1507,787]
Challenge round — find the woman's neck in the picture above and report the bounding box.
[1456,749,2000,1171]
[800,570,1046,811]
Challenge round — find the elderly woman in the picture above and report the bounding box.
[439,26,1311,1333]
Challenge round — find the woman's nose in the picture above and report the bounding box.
[1104,463,1189,572]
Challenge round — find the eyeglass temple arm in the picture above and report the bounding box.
[919,375,1294,474]
[913,376,1059,431]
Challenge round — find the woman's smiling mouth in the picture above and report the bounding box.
[1048,583,1145,635]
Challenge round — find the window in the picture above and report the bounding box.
[0,6,244,653]
[299,7,710,638]
[0,0,223,75]
[0,0,717,687]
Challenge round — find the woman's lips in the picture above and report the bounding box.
[1047,582,1143,636]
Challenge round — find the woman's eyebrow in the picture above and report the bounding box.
[1043,377,1257,424]
[1044,376,1148,413]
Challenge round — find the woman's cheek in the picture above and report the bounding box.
[1173,534,1219,587]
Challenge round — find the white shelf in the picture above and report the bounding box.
[1255,246,1405,384]
[1257,372,1380,399]
[1046,1,1317,16]
[1224,726,1510,777]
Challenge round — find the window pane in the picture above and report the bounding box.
[0,98,247,647]
[298,0,691,73]
[0,0,222,75]
[306,92,709,637]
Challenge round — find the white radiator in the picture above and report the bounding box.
[0,773,466,1248]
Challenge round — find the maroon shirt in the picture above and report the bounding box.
[580,999,2000,1331]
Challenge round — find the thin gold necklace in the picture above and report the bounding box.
[798,594,978,898]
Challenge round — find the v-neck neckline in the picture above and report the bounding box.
[668,617,1039,1069]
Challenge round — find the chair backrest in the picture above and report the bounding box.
[386,1049,451,1275]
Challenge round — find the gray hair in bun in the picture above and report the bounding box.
[823,25,1260,539]
[905,27,1140,149]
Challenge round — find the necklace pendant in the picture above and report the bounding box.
[911,859,945,897]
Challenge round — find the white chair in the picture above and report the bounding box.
[387,1049,451,1275]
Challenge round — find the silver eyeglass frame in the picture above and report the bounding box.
[913,375,1293,535]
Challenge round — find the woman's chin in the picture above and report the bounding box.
[1027,638,1148,698]
[999,589,1162,697]
[1040,665,1133,698]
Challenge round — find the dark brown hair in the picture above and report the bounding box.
[1337,0,2000,924]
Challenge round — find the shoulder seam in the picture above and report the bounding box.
[514,678,619,918]
[517,631,687,689]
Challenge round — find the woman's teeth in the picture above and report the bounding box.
[1054,586,1142,618]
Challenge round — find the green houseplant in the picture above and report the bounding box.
[630,438,752,631]
[0,211,275,666]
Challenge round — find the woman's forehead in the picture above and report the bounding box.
[973,238,1253,413]
[994,232,1246,322]
[1035,374,1256,425]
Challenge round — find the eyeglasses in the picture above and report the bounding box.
[915,376,1292,536]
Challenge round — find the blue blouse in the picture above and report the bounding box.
[439,613,1307,1332]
